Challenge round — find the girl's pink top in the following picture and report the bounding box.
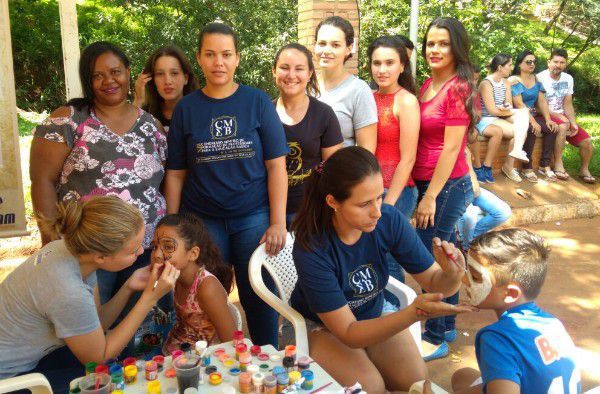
[163,268,218,355]
[373,90,415,189]
[412,76,471,181]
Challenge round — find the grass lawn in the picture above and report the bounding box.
[563,114,600,176]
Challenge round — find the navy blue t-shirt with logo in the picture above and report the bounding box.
[167,85,289,218]
[290,204,434,323]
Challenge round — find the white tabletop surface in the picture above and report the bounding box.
[118,339,343,393]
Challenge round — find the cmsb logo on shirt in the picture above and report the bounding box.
[211,116,237,139]
[349,265,378,296]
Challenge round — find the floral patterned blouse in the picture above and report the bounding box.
[34,105,167,249]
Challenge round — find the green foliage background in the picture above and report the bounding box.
[9,0,600,113]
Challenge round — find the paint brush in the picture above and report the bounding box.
[152,264,165,291]
[309,382,332,394]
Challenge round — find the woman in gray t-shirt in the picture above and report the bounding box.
[0,197,178,392]
[313,16,378,150]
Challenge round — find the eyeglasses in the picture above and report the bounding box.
[524,60,536,65]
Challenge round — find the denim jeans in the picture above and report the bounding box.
[384,186,419,306]
[457,188,512,250]
[16,345,83,394]
[415,175,474,345]
[191,209,279,347]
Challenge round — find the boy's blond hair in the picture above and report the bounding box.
[470,228,550,299]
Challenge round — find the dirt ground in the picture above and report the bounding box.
[418,216,600,392]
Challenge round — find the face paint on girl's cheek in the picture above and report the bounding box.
[465,256,493,306]
[158,237,178,262]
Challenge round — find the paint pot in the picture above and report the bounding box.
[123,357,136,367]
[124,365,138,384]
[164,367,176,378]
[110,372,125,391]
[247,364,259,375]
[239,352,252,372]
[95,365,109,375]
[264,375,277,394]
[209,372,223,386]
[259,364,269,373]
[233,330,245,347]
[136,359,146,372]
[257,353,270,362]
[288,371,301,385]
[276,373,289,394]
[229,367,241,376]
[282,356,295,372]
[147,380,161,394]
[235,343,248,360]
[145,361,158,381]
[297,356,311,371]
[223,359,236,369]
[109,364,123,376]
[252,372,265,393]
[269,354,281,362]
[250,345,261,356]
[300,370,314,390]
[213,347,226,357]
[284,345,296,361]
[152,355,164,372]
[85,362,97,375]
[239,372,252,394]
[205,365,218,374]
[272,366,285,377]
[219,353,232,363]
[171,350,184,361]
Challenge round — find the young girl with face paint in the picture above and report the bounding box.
[272,43,343,225]
[151,214,236,354]
[314,16,378,152]
[133,45,199,132]
[164,23,289,346]
[288,146,475,393]
[452,228,580,394]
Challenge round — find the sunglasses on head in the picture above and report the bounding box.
[524,60,536,65]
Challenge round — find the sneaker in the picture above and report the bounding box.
[444,329,457,343]
[502,166,522,183]
[509,149,530,163]
[422,341,449,362]
[483,166,495,184]
[522,170,539,183]
[473,166,486,183]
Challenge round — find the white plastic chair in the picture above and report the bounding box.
[0,373,52,394]
[227,301,243,331]
[248,233,422,356]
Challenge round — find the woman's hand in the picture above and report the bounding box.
[416,194,436,229]
[260,223,287,256]
[126,266,152,292]
[546,119,558,133]
[410,293,477,321]
[133,72,152,107]
[530,118,542,137]
[432,237,466,283]
[142,261,179,301]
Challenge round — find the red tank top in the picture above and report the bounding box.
[374,90,415,188]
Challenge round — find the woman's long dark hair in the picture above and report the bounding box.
[67,41,130,110]
[273,43,320,97]
[512,50,535,76]
[157,214,233,293]
[367,35,416,95]
[291,147,381,251]
[422,17,479,140]
[142,45,199,119]
[488,53,512,73]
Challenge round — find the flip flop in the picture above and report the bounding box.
[554,170,570,180]
[580,175,597,184]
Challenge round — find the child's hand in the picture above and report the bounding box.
[410,293,478,321]
[432,237,465,282]
[126,266,152,292]
[144,261,179,300]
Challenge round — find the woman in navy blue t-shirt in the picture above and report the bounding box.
[165,23,289,346]
[289,147,474,392]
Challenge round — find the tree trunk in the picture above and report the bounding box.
[560,18,582,47]
[543,0,568,35]
[569,34,597,67]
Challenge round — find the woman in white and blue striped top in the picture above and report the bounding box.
[474,54,530,183]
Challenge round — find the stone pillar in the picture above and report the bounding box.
[298,0,360,75]
[59,0,82,100]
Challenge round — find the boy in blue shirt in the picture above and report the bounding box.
[452,228,580,393]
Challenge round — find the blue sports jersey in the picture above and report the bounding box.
[290,204,434,323]
[167,85,289,218]
[476,302,581,393]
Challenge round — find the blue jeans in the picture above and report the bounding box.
[415,175,474,345]
[16,345,83,394]
[191,209,279,347]
[457,188,512,250]
[384,186,419,306]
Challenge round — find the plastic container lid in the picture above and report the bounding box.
[257,353,270,361]
[246,364,259,374]
[264,375,277,387]
[301,369,314,380]
[250,345,261,355]
[272,366,286,376]
[277,373,290,384]
[239,352,252,364]
[252,372,265,384]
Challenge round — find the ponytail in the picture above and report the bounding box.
[156,214,234,293]
[291,147,380,251]
[39,196,144,257]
